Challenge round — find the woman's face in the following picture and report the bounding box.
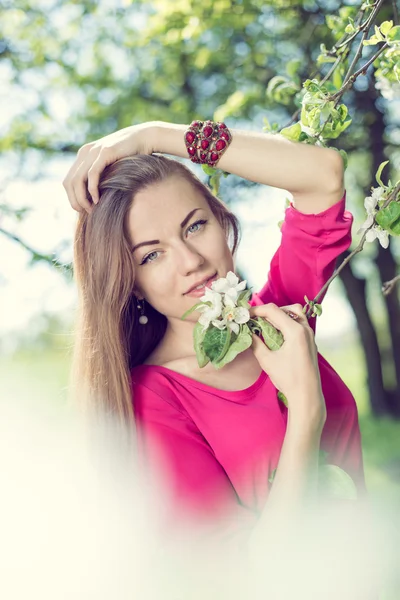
[127,175,235,332]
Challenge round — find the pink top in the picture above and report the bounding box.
[131,191,366,532]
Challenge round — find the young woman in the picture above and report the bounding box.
[63,120,366,551]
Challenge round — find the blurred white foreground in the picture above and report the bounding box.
[0,394,399,600]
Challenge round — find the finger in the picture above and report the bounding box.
[280,304,307,323]
[88,149,116,204]
[249,302,302,334]
[62,175,83,213]
[251,332,271,355]
[71,161,94,214]
[87,156,106,205]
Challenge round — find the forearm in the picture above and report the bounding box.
[151,120,342,196]
[246,411,324,564]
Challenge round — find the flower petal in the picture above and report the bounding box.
[211,278,229,294]
[236,280,247,292]
[212,319,227,330]
[371,187,385,202]
[228,321,240,335]
[357,215,374,235]
[233,307,250,324]
[226,271,239,287]
[364,196,377,215]
[377,228,389,249]
[365,228,378,243]
[199,312,211,327]
[223,294,236,308]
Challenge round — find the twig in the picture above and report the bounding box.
[0,226,72,277]
[281,0,387,132]
[305,182,400,317]
[330,42,389,101]
[382,274,400,296]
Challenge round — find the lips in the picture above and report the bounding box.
[184,273,217,295]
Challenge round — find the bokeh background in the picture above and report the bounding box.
[1,0,400,551]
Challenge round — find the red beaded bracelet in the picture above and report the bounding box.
[184,120,232,167]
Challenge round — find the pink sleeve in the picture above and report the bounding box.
[133,382,258,534]
[250,191,353,332]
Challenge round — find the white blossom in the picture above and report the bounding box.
[195,271,250,334]
[211,305,250,336]
[357,187,389,248]
[197,287,223,329]
[365,226,389,249]
[210,271,247,305]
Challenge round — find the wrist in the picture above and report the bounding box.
[287,405,326,439]
[151,121,188,158]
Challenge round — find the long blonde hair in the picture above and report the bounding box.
[70,154,241,431]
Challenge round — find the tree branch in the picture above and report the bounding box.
[305,182,400,317]
[0,227,73,278]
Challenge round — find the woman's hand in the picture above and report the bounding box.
[62,122,158,213]
[249,303,326,429]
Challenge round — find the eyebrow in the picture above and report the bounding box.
[131,208,203,253]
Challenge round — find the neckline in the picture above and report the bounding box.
[133,363,268,397]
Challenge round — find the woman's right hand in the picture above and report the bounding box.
[62,122,158,214]
[249,302,326,430]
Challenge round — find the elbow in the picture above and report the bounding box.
[327,149,345,195]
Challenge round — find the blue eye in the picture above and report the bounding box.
[140,251,159,265]
[187,219,208,234]
[140,219,208,265]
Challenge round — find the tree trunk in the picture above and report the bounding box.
[375,243,400,417]
[338,251,389,417]
[367,75,400,416]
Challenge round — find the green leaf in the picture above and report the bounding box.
[380,20,393,36]
[254,316,284,351]
[277,391,288,407]
[387,26,400,43]
[318,465,358,500]
[300,104,310,127]
[268,468,277,484]
[193,321,210,368]
[312,303,323,317]
[279,122,301,142]
[375,202,400,235]
[202,164,217,176]
[374,25,385,42]
[320,119,352,139]
[263,116,272,132]
[337,103,348,122]
[316,54,338,65]
[375,160,389,187]
[181,301,208,320]
[286,58,301,78]
[203,326,231,363]
[213,326,253,370]
[298,132,312,143]
[266,75,289,96]
[236,288,252,308]
[363,36,379,46]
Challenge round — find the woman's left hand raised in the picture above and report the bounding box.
[62,122,157,213]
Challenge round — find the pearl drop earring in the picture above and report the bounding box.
[137,298,148,325]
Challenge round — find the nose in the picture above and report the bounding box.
[175,240,205,274]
